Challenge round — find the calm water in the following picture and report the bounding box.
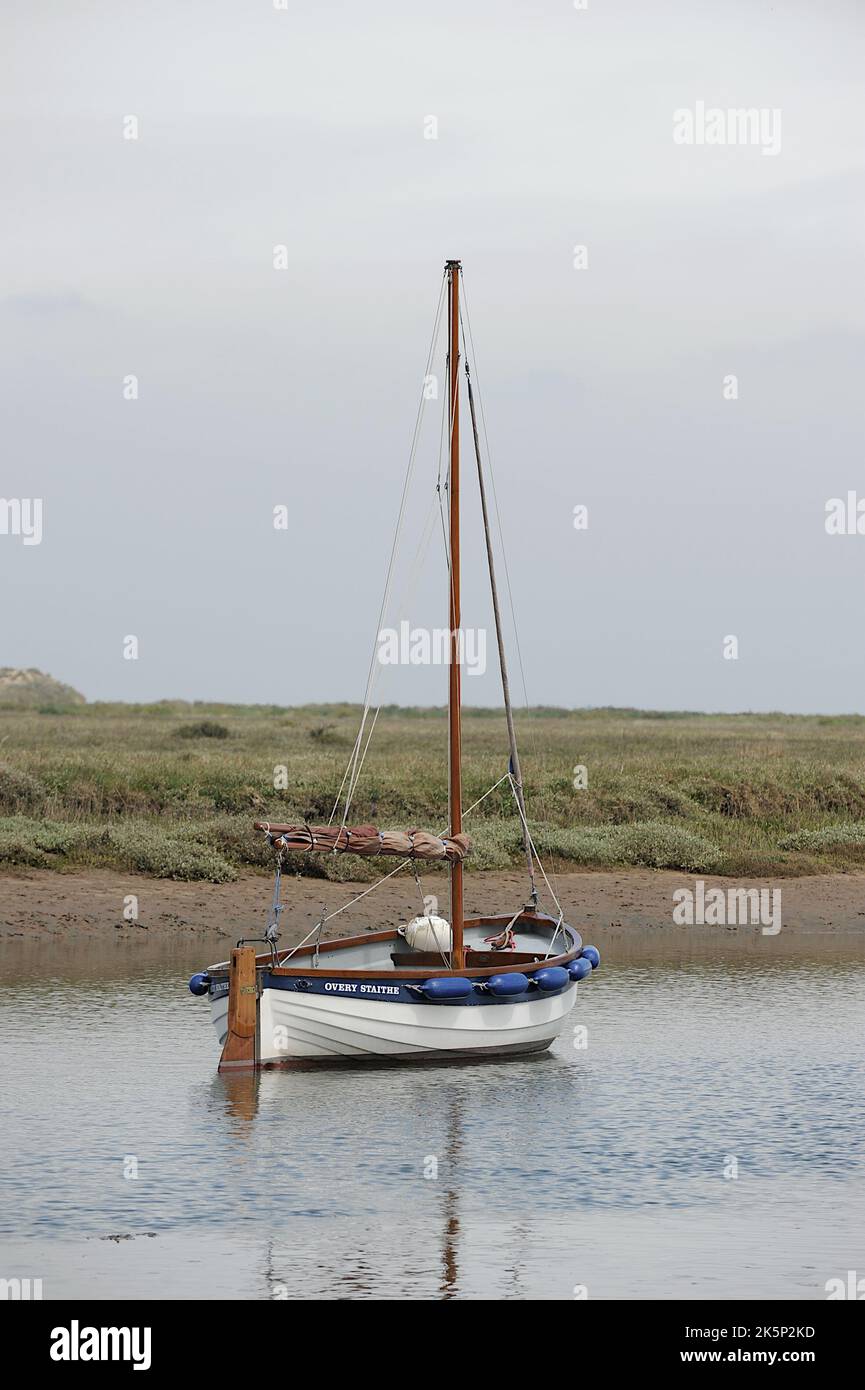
[1,940,863,1300]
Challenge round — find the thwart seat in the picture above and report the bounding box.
[390,950,545,969]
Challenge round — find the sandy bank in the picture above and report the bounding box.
[1,867,863,959]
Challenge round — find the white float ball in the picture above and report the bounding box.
[404,915,452,952]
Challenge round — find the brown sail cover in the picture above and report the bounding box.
[254,822,470,863]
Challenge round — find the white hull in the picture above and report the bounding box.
[212,983,577,1062]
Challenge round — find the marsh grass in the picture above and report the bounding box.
[1,702,864,880]
[176,720,231,741]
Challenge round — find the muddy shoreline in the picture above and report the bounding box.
[1,867,863,960]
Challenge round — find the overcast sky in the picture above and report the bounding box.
[2,0,863,711]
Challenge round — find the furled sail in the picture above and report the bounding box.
[254,822,470,862]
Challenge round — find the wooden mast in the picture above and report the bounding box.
[446,259,464,969]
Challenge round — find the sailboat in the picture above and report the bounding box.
[190,260,600,1067]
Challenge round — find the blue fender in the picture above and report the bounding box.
[531,965,570,992]
[487,972,530,997]
[581,945,601,970]
[188,972,210,996]
[421,977,473,1000]
[568,957,593,981]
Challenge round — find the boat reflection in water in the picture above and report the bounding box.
[207,1051,567,1300]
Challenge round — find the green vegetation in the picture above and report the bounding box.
[1,701,865,880]
[176,720,231,741]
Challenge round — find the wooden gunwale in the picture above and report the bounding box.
[207,912,579,983]
[265,948,578,982]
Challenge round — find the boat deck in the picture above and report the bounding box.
[207,913,579,980]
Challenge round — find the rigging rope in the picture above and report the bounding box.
[460,276,564,913]
[459,278,532,722]
[278,772,511,960]
[505,771,566,956]
[274,772,571,965]
[330,273,447,830]
[344,481,441,811]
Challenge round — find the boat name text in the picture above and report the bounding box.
[323,982,401,995]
